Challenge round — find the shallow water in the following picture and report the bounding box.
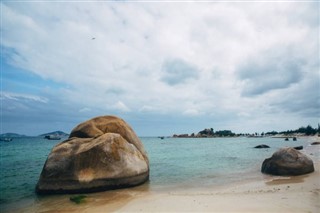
[0,136,317,212]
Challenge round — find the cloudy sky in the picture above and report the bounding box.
[1,1,319,136]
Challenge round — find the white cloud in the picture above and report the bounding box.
[237,112,250,118]
[79,107,91,113]
[1,92,48,103]
[1,1,319,135]
[139,105,156,113]
[113,101,131,112]
[183,109,201,117]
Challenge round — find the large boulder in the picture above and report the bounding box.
[36,115,149,194]
[261,147,314,176]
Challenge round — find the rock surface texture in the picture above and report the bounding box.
[261,147,314,176]
[36,115,149,194]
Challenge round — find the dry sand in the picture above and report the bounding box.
[22,138,320,213]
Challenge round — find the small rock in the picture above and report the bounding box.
[254,144,270,148]
[293,145,303,150]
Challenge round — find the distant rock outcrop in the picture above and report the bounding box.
[173,134,189,138]
[36,115,149,194]
[261,147,314,176]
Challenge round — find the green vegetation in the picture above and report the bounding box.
[69,195,87,204]
[173,124,319,138]
[266,125,319,136]
[214,130,235,137]
[173,128,236,138]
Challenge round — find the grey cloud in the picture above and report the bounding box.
[105,87,125,95]
[161,59,199,86]
[287,2,319,28]
[1,93,51,126]
[270,75,320,117]
[238,49,305,96]
[1,92,94,135]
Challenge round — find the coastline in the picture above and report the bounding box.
[112,170,320,213]
[15,136,320,213]
[85,162,320,213]
[23,164,319,213]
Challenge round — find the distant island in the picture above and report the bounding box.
[0,131,69,139]
[0,133,27,138]
[172,125,320,138]
[173,128,236,138]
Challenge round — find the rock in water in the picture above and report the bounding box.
[254,144,270,148]
[293,145,303,150]
[36,115,149,194]
[261,147,314,176]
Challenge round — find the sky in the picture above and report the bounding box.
[1,1,319,136]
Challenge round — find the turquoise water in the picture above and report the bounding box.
[0,136,315,212]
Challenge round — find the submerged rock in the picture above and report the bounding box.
[261,147,314,176]
[311,142,320,145]
[254,144,270,149]
[36,115,149,194]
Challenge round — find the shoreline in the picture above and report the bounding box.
[89,162,320,213]
[20,164,320,213]
[12,136,320,212]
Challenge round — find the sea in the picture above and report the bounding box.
[0,136,319,212]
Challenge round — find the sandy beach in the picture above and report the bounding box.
[116,143,320,213]
[83,166,320,213]
[111,171,320,213]
[112,140,320,213]
[26,164,319,213]
[21,137,320,213]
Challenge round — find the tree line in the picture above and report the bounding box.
[265,124,320,136]
[172,124,319,138]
